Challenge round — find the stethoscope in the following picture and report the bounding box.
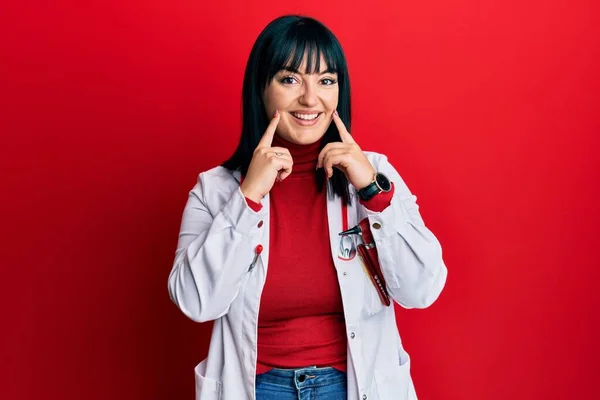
[337,201,357,261]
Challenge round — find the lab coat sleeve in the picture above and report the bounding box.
[363,155,448,309]
[168,173,266,322]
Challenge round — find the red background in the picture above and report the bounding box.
[1,1,599,399]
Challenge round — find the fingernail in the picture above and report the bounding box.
[273,110,279,118]
[334,110,339,116]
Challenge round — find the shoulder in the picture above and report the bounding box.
[188,166,241,209]
[199,165,240,185]
[190,165,240,197]
[362,150,390,169]
[362,150,415,196]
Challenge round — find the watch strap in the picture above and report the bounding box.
[358,180,382,201]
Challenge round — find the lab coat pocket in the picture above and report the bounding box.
[363,278,385,317]
[194,358,223,400]
[374,348,413,400]
[358,255,386,317]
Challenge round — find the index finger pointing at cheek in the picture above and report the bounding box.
[257,110,281,149]
[332,110,355,144]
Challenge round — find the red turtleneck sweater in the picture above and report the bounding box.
[244,134,394,375]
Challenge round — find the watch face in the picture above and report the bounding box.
[376,173,392,191]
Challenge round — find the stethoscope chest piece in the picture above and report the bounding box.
[337,234,357,261]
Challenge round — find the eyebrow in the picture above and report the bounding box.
[280,66,338,75]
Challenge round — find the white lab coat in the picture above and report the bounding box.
[168,151,448,400]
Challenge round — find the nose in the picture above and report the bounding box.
[298,81,318,107]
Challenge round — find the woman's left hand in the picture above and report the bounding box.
[316,111,377,190]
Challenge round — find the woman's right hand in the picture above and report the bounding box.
[240,110,293,203]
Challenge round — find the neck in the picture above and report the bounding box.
[272,134,321,176]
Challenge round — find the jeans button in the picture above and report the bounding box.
[298,374,306,382]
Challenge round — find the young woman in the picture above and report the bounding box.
[168,15,447,400]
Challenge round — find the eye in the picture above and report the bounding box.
[321,78,337,85]
[279,76,299,85]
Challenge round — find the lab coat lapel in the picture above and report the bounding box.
[326,191,344,271]
[232,169,270,274]
[260,192,270,273]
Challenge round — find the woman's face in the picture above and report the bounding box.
[262,55,339,145]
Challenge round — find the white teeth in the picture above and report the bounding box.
[292,112,319,120]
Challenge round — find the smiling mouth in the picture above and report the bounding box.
[290,112,322,121]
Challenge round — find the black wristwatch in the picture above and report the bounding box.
[358,172,392,201]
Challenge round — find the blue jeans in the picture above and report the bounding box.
[255,365,347,400]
